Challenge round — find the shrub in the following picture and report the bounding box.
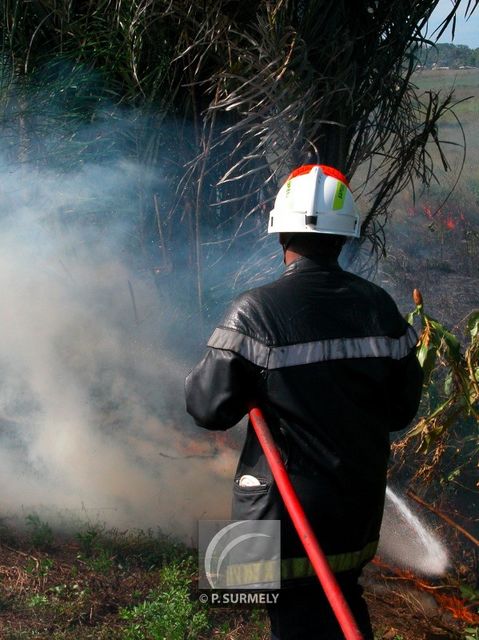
[120,558,209,640]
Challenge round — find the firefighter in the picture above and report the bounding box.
[185,164,423,639]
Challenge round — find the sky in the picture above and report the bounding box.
[427,0,479,48]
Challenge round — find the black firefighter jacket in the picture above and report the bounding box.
[185,255,423,586]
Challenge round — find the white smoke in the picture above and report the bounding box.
[0,153,239,537]
[0,70,454,569]
[0,155,452,570]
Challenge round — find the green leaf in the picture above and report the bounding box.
[441,330,461,363]
[428,383,441,412]
[406,420,426,438]
[406,310,417,325]
[406,307,422,325]
[466,311,479,339]
[447,468,460,481]
[444,370,454,396]
[418,342,438,385]
[460,584,479,601]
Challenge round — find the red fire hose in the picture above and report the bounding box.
[248,406,363,640]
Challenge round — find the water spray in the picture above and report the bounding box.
[379,487,449,576]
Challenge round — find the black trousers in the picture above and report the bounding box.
[267,571,374,640]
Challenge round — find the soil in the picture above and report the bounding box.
[0,534,476,640]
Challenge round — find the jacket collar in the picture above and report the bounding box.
[282,255,342,276]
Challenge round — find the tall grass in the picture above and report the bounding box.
[1,0,477,284]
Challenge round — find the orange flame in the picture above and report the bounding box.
[434,593,479,625]
[372,557,479,624]
[445,216,456,230]
[409,204,467,231]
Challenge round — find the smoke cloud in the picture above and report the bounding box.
[0,144,449,568]
[0,137,244,537]
[0,67,450,574]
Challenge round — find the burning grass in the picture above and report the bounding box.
[371,558,479,625]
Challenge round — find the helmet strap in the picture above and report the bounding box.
[279,233,297,253]
[279,233,297,264]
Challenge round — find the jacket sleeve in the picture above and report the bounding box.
[386,346,424,432]
[185,345,262,430]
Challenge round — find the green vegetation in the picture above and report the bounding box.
[380,68,479,512]
[0,522,271,639]
[26,594,49,609]
[25,514,54,551]
[74,525,191,571]
[404,295,478,460]
[418,42,479,69]
[119,559,209,640]
[0,511,476,638]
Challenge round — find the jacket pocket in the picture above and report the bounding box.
[232,476,278,521]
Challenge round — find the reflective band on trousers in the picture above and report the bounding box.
[226,558,280,588]
[281,539,378,580]
[207,325,418,369]
[225,540,378,587]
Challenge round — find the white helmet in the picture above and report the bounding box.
[268,164,360,238]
